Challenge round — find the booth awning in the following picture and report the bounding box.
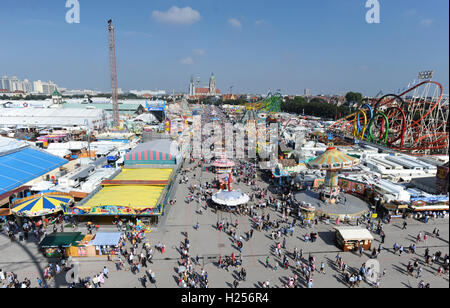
[0,208,11,216]
[88,232,122,246]
[39,232,84,248]
[335,227,374,241]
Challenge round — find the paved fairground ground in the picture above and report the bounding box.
[0,158,448,288]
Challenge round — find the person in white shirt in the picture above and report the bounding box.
[103,266,109,278]
[92,275,99,288]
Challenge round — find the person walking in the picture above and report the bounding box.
[103,266,109,279]
[416,267,422,279]
[320,262,325,274]
[140,275,147,288]
[149,270,156,284]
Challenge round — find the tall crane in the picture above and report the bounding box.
[107,19,120,128]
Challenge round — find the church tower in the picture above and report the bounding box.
[209,72,216,96]
[189,75,195,96]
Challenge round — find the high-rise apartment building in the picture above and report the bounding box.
[33,80,58,94]
[0,75,59,94]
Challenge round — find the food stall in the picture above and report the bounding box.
[382,201,410,218]
[87,232,123,256]
[39,232,85,257]
[335,227,374,252]
[408,195,449,221]
[66,234,96,257]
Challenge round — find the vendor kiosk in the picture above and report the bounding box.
[39,232,85,257]
[335,227,374,252]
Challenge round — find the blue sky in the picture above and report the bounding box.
[0,0,448,95]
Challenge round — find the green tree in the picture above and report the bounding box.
[281,96,352,119]
[345,92,363,104]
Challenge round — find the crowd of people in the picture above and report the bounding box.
[0,150,448,288]
[177,156,449,288]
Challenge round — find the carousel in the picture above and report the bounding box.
[307,143,360,204]
[298,201,316,220]
[11,192,73,217]
[211,174,249,210]
[295,143,369,220]
[212,157,235,174]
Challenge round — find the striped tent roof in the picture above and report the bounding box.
[125,150,175,162]
[212,158,235,168]
[307,146,360,170]
[11,192,73,217]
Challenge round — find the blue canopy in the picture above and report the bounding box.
[88,232,122,246]
[410,195,448,204]
[0,147,67,195]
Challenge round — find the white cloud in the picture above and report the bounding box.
[152,6,201,25]
[228,18,242,28]
[193,49,205,56]
[180,57,194,65]
[420,19,434,27]
[255,19,265,25]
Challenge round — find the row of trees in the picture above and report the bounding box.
[281,96,354,119]
[1,94,50,100]
[188,92,361,120]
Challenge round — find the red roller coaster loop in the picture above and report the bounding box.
[330,79,449,156]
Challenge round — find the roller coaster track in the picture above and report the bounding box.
[330,80,449,156]
[246,91,282,113]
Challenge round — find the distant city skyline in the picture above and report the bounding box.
[0,75,58,95]
[0,0,448,96]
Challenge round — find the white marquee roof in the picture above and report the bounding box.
[0,108,107,127]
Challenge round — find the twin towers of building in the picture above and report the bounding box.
[189,73,219,97]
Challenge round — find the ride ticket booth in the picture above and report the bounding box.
[335,226,374,252]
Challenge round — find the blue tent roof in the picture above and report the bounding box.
[88,232,122,246]
[0,147,67,195]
